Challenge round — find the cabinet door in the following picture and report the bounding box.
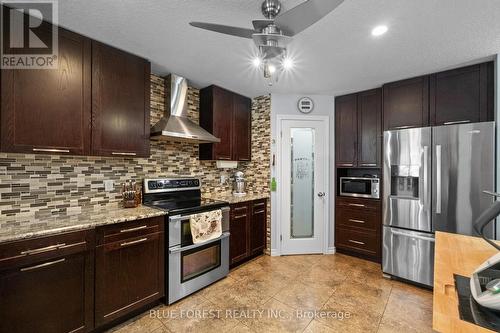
[95,232,163,326]
[383,76,429,130]
[335,94,357,167]
[357,89,382,168]
[1,28,91,155]
[91,42,151,157]
[230,203,249,265]
[0,252,94,333]
[250,200,267,256]
[213,87,234,160]
[430,62,494,126]
[233,94,252,161]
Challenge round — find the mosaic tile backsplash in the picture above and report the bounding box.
[0,74,271,247]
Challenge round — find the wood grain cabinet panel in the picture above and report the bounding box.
[95,228,164,326]
[430,62,494,126]
[357,89,382,167]
[91,42,151,158]
[383,76,430,130]
[335,94,357,167]
[0,230,95,333]
[1,28,92,155]
[199,85,251,161]
[250,200,267,256]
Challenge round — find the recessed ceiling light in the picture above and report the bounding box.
[252,57,262,68]
[372,25,388,37]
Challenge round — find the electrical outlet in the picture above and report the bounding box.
[104,180,114,192]
[220,175,227,185]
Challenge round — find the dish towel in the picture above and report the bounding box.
[189,209,222,244]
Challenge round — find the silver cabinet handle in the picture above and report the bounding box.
[120,238,148,247]
[20,243,66,256]
[348,219,365,224]
[234,214,247,219]
[436,145,442,214]
[254,210,265,214]
[391,229,435,242]
[483,191,500,198]
[32,148,70,153]
[338,163,353,167]
[360,163,377,167]
[169,232,230,254]
[348,203,365,207]
[443,120,471,125]
[120,225,148,233]
[20,258,66,272]
[348,240,365,245]
[112,152,137,156]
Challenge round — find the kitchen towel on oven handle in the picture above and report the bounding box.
[189,209,222,244]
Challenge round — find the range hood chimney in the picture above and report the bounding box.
[150,74,220,143]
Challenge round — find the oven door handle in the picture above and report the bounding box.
[168,232,230,254]
[169,207,230,223]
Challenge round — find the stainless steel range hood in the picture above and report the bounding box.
[150,74,220,143]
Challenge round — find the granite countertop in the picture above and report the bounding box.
[204,192,270,204]
[0,205,166,244]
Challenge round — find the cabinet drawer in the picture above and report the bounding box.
[231,203,249,217]
[336,227,379,257]
[96,216,164,245]
[0,230,94,270]
[252,199,267,214]
[336,197,380,211]
[337,208,379,231]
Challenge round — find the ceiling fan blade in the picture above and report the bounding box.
[189,22,255,39]
[275,0,344,36]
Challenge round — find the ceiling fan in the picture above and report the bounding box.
[190,0,344,84]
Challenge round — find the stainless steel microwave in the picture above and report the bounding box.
[339,177,380,199]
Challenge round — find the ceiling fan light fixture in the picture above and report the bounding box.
[252,57,262,68]
[371,25,388,37]
[282,57,294,70]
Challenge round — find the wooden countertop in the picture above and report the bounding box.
[433,231,498,333]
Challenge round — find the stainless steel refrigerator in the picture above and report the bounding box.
[382,122,495,287]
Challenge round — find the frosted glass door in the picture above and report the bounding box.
[280,118,327,255]
[290,128,315,238]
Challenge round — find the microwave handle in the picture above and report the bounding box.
[169,232,230,254]
[169,207,230,223]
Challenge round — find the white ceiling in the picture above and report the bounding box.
[58,0,500,97]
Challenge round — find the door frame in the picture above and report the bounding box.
[275,115,330,255]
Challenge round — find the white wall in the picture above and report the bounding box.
[270,94,336,255]
[495,54,499,238]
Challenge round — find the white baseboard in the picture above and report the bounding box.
[270,249,281,256]
[325,246,336,254]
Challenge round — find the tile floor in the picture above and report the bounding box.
[108,254,433,333]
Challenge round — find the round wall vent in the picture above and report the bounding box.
[298,97,314,114]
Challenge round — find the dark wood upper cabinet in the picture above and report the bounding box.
[0,230,95,333]
[91,42,151,158]
[430,62,494,126]
[95,218,164,327]
[1,28,92,155]
[383,76,430,130]
[357,89,382,167]
[335,89,382,168]
[335,94,357,167]
[199,85,252,161]
[233,94,252,161]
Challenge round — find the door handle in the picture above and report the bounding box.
[436,145,442,214]
[317,192,326,197]
[169,232,230,254]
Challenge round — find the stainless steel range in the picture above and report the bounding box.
[143,178,230,304]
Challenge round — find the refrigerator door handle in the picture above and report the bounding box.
[423,146,429,206]
[436,145,442,214]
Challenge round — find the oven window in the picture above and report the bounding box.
[342,179,371,195]
[181,241,221,283]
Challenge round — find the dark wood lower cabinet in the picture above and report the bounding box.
[230,199,267,267]
[0,230,95,333]
[335,197,381,262]
[95,218,164,327]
